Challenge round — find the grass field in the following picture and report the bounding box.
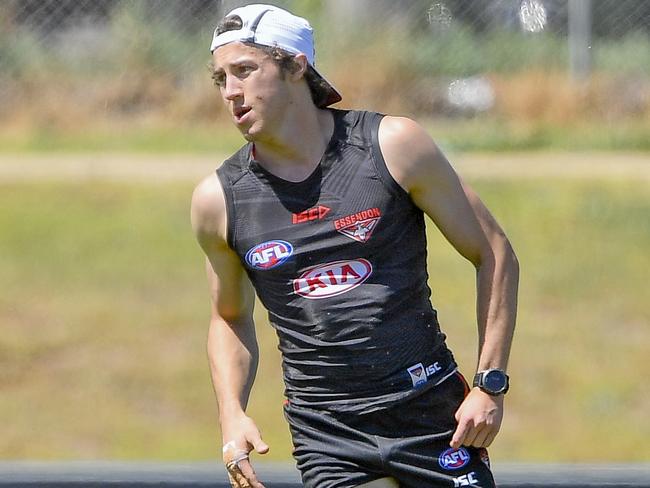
[0,155,648,462]
[2,118,650,154]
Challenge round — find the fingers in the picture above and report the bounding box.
[223,439,267,488]
[451,419,498,448]
[223,440,249,465]
[450,415,469,448]
[227,464,250,488]
[226,458,265,488]
[251,437,269,455]
[247,425,269,455]
[471,427,490,448]
[451,388,503,448]
[221,415,270,488]
[451,411,500,448]
[482,429,498,448]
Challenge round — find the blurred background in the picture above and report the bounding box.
[1,0,648,464]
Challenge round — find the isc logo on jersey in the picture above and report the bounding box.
[293,259,372,299]
[245,240,293,270]
[407,361,442,387]
[439,447,471,470]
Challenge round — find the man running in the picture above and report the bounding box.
[191,4,519,487]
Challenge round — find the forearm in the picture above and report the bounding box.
[207,316,259,423]
[475,237,519,372]
[207,314,270,483]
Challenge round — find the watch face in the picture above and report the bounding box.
[484,370,507,392]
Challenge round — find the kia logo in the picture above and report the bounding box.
[293,259,372,299]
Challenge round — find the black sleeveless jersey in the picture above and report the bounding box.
[217,109,457,413]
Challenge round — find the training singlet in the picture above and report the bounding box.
[217,109,457,413]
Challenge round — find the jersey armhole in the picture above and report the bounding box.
[368,112,411,200]
[216,167,237,250]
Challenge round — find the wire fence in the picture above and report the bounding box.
[1,0,649,127]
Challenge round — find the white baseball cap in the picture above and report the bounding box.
[210,3,342,107]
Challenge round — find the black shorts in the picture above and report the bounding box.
[284,372,496,488]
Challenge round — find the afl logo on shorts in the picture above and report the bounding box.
[293,259,372,299]
[439,447,471,470]
[245,240,293,270]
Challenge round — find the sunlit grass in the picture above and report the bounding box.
[2,118,650,154]
[0,124,242,155]
[0,177,648,461]
[428,179,650,461]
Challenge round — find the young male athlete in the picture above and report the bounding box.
[191,4,519,488]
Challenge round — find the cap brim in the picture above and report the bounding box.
[310,66,342,107]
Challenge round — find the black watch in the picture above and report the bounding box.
[473,369,509,396]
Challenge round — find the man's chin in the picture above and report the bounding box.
[239,125,260,142]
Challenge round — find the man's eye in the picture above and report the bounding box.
[238,65,254,76]
[212,73,226,87]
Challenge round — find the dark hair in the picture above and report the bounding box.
[215,14,243,36]
[213,15,331,108]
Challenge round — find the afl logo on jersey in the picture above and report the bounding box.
[245,240,293,270]
[439,447,471,470]
[293,259,372,299]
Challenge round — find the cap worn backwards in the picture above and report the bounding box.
[210,3,341,107]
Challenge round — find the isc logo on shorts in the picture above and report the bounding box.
[293,259,372,299]
[439,447,471,470]
[245,240,293,270]
[453,471,479,487]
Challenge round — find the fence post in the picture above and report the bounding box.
[568,0,592,81]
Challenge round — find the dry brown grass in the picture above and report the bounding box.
[1,66,648,151]
[490,70,650,125]
[1,71,220,133]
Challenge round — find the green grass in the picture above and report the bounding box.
[426,179,650,461]
[0,176,648,461]
[2,118,650,154]
[0,125,243,155]
[430,118,650,153]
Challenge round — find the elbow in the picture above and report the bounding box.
[478,234,519,278]
[505,237,519,267]
[502,238,520,282]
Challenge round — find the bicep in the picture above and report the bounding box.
[412,164,489,267]
[191,174,255,323]
[205,250,255,323]
[379,117,489,266]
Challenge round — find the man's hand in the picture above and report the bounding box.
[222,414,269,488]
[450,388,504,449]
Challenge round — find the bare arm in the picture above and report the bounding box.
[191,173,267,488]
[378,116,519,449]
[461,183,519,373]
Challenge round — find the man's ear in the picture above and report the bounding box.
[289,53,309,81]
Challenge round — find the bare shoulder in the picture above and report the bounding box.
[191,173,251,319]
[377,115,431,148]
[191,172,228,247]
[377,115,455,194]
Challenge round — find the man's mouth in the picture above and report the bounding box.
[233,106,251,121]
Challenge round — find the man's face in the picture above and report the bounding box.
[212,42,289,141]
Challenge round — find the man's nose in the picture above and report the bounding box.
[223,75,243,101]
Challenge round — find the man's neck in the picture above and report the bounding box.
[252,107,334,183]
